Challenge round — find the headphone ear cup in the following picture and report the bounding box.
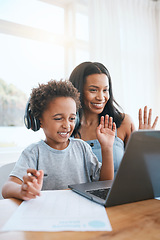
[29,112,36,131]
[33,118,41,132]
[74,112,80,130]
[24,99,40,132]
[24,104,31,129]
[29,110,40,132]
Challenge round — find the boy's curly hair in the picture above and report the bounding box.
[30,79,81,119]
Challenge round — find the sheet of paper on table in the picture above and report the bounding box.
[1,190,112,232]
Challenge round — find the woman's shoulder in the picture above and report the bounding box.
[121,114,134,126]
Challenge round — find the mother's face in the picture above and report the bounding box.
[83,73,110,114]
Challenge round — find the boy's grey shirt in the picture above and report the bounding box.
[10,138,102,190]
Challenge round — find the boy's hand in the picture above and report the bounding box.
[96,115,116,148]
[139,106,158,130]
[21,169,44,201]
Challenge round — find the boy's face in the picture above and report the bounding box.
[40,97,77,150]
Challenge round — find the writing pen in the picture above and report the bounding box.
[28,172,48,177]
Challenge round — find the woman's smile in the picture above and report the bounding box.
[91,102,105,108]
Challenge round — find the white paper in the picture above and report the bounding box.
[2,190,112,232]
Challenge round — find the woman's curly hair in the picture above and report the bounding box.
[30,79,81,119]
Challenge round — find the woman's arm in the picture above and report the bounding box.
[96,115,116,180]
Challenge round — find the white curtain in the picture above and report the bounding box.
[89,0,160,129]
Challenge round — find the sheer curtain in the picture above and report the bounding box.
[89,0,160,128]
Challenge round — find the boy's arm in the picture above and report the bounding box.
[96,115,116,181]
[2,169,44,200]
[2,176,24,200]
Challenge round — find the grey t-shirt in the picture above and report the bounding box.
[10,138,101,190]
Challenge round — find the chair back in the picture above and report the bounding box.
[0,162,15,200]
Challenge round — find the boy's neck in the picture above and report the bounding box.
[44,139,70,150]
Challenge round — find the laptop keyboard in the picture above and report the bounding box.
[86,188,110,200]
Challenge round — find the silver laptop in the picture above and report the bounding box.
[68,130,160,207]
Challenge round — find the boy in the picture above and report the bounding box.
[2,80,116,201]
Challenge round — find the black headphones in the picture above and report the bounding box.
[75,111,80,130]
[24,99,41,132]
[24,99,80,132]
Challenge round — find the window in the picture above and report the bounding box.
[0,0,89,166]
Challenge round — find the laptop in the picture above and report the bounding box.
[68,130,160,207]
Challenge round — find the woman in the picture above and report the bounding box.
[69,61,158,176]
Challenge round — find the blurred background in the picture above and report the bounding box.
[0,0,160,166]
